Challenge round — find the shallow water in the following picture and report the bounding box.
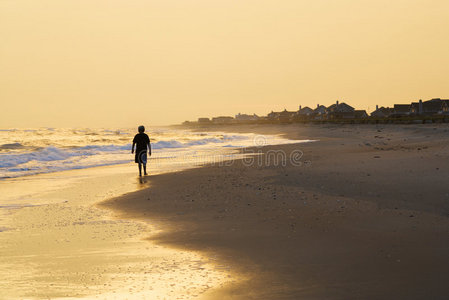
[0,127,304,179]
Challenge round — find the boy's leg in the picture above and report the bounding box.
[143,163,147,175]
[138,163,142,176]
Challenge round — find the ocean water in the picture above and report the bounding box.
[0,127,307,179]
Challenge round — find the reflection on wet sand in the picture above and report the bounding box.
[0,165,232,299]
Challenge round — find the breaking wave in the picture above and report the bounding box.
[0,132,260,178]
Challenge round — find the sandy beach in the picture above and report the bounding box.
[0,164,231,299]
[100,123,449,299]
[3,0,449,298]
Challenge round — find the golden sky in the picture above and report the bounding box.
[1,0,448,127]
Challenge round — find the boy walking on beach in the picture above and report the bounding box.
[131,125,151,176]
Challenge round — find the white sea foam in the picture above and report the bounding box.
[0,127,308,178]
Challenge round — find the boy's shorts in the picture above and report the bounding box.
[135,151,147,164]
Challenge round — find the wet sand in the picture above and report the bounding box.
[0,164,230,299]
[102,124,449,299]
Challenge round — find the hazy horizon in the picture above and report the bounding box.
[1,0,448,127]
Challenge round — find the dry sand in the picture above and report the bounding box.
[101,124,449,299]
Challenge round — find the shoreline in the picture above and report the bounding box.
[101,123,449,299]
[1,130,303,299]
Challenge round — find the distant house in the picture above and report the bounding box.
[354,110,368,119]
[314,104,327,114]
[392,104,411,116]
[235,113,259,121]
[197,117,211,123]
[266,109,295,122]
[313,104,327,120]
[371,105,394,118]
[297,106,314,116]
[294,106,315,121]
[326,101,355,119]
[278,109,296,122]
[267,111,280,120]
[410,99,449,115]
[211,116,234,124]
[326,101,355,113]
[443,99,449,113]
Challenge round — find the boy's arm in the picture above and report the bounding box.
[148,140,151,156]
[131,135,137,153]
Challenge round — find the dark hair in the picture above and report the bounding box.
[138,125,145,133]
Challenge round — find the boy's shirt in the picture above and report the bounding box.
[133,133,150,152]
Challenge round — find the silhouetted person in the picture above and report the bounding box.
[131,125,151,176]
